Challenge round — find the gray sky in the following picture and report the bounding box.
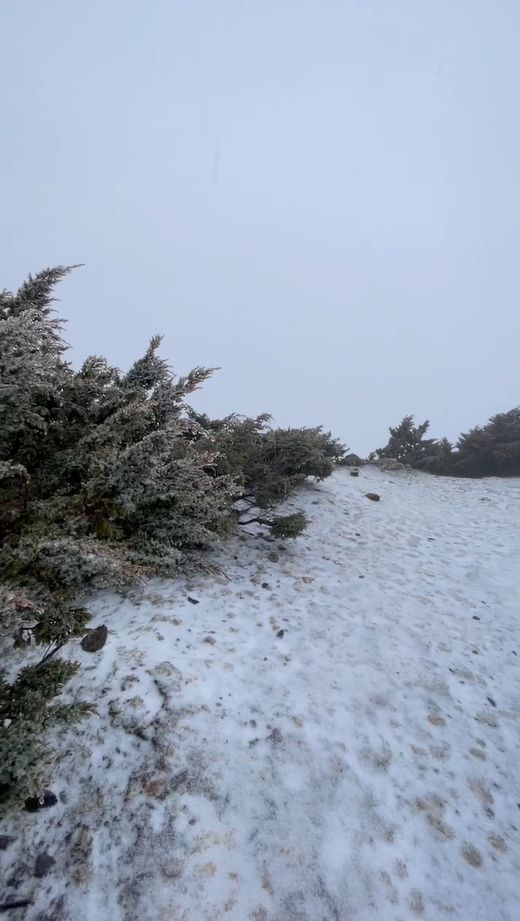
[2,0,519,454]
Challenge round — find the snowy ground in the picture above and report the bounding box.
[2,467,520,921]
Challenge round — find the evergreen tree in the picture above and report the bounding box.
[453,408,520,477]
[375,415,436,466]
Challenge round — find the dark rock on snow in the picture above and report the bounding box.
[24,790,58,812]
[34,852,55,878]
[81,624,108,652]
[365,493,381,502]
[0,835,15,850]
[338,453,366,467]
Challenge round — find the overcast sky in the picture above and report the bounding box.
[2,1,519,453]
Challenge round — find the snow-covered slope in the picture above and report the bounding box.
[2,467,520,921]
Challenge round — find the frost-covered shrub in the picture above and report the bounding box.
[189,412,344,537]
[0,266,344,811]
[374,415,435,467]
[0,658,91,811]
[374,408,520,477]
[452,408,520,477]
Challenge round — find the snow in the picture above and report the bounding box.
[2,467,520,920]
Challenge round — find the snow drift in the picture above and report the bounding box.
[1,467,520,921]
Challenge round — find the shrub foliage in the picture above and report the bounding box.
[0,266,344,811]
[374,410,520,477]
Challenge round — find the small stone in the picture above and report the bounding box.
[34,852,55,878]
[0,835,15,850]
[302,576,313,584]
[365,493,381,502]
[266,728,283,745]
[203,635,216,645]
[187,596,199,605]
[487,696,496,708]
[162,858,183,880]
[261,582,270,589]
[473,615,480,620]
[276,629,285,638]
[143,775,169,799]
[462,843,483,868]
[376,458,405,471]
[339,453,365,467]
[81,624,108,652]
[267,552,279,563]
[350,469,359,477]
[24,790,57,812]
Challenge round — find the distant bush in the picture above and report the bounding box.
[373,415,436,467]
[0,266,345,810]
[373,409,520,478]
[451,408,520,477]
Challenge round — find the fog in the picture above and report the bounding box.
[2,0,519,453]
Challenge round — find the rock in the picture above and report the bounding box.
[143,775,169,799]
[266,727,283,745]
[267,552,279,563]
[338,453,366,467]
[302,576,313,584]
[261,582,270,589]
[34,852,55,878]
[365,493,381,502]
[187,596,199,605]
[162,858,183,880]
[376,458,405,471]
[350,469,359,477]
[276,629,285,638]
[24,790,58,812]
[0,835,15,850]
[81,624,108,652]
